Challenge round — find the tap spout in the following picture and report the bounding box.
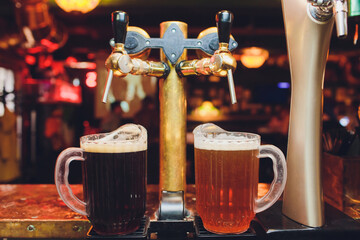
[333,0,348,38]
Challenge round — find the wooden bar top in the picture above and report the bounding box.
[0,184,199,238]
[0,183,277,239]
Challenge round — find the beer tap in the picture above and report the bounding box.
[102,10,238,222]
[333,0,348,37]
[307,0,348,38]
[102,11,169,103]
[102,11,128,103]
[176,10,237,104]
[281,0,349,228]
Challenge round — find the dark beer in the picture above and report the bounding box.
[195,143,259,234]
[82,143,147,235]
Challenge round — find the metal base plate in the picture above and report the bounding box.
[86,217,149,239]
[254,201,360,240]
[149,219,194,238]
[194,216,258,239]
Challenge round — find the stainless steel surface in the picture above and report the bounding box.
[158,191,187,220]
[102,69,113,103]
[307,1,333,23]
[281,0,335,227]
[308,0,328,3]
[227,69,237,104]
[307,0,348,38]
[333,0,348,38]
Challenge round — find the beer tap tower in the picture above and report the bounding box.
[102,10,237,221]
[281,0,348,227]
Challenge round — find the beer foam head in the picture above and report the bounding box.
[193,123,259,151]
[80,124,147,153]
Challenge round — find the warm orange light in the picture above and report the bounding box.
[55,0,101,14]
[239,47,269,69]
[193,101,220,118]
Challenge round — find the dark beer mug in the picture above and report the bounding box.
[193,123,287,234]
[55,124,147,235]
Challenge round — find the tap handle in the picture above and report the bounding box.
[216,10,233,45]
[112,11,129,44]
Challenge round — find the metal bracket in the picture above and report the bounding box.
[307,1,333,23]
[157,191,190,220]
[110,23,238,65]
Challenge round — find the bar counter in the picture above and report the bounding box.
[0,184,359,239]
[0,184,171,238]
[0,184,270,239]
[0,185,174,239]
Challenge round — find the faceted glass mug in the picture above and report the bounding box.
[55,124,147,235]
[193,123,287,234]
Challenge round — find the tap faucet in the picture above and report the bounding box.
[102,11,169,103]
[102,11,129,103]
[176,10,237,104]
[333,0,348,37]
[308,0,348,38]
[282,0,349,228]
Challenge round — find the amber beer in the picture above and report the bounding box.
[194,123,287,234]
[195,140,259,234]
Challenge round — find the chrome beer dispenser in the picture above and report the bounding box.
[102,11,237,220]
[281,0,348,227]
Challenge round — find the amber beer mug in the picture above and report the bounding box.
[55,124,147,235]
[193,123,287,234]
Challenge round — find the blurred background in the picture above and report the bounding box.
[0,0,359,184]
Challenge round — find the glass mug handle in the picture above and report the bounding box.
[255,145,287,213]
[54,147,87,216]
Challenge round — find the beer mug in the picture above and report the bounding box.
[55,124,147,235]
[193,123,287,234]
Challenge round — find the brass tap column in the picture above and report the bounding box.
[159,21,188,193]
[102,10,238,220]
